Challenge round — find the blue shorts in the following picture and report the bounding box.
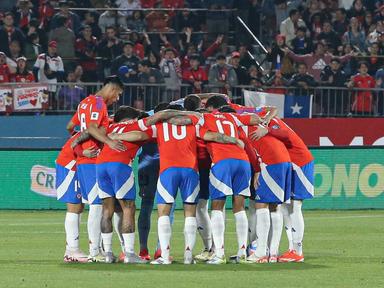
[97,162,136,200]
[209,159,251,200]
[156,167,199,205]
[255,162,292,204]
[56,163,81,204]
[291,161,314,200]
[77,164,101,205]
[198,167,210,200]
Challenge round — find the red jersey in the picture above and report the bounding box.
[0,64,10,83]
[149,115,200,173]
[182,66,208,93]
[11,72,35,83]
[71,95,109,164]
[97,119,152,165]
[200,112,252,163]
[267,117,313,166]
[352,74,375,112]
[56,133,80,170]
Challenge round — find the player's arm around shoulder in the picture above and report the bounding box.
[109,130,151,142]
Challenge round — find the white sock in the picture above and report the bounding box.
[211,210,225,258]
[158,216,171,260]
[234,210,248,257]
[291,200,304,255]
[122,233,135,254]
[196,200,212,251]
[101,232,113,253]
[88,204,102,256]
[65,212,80,250]
[281,203,294,251]
[113,212,124,252]
[184,217,197,258]
[255,208,270,257]
[248,200,257,243]
[269,206,283,256]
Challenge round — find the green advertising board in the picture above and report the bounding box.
[0,148,383,210]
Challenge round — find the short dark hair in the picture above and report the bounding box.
[166,104,184,111]
[4,12,14,18]
[218,105,236,113]
[289,9,299,18]
[104,75,124,89]
[336,8,347,15]
[114,106,141,122]
[189,54,200,61]
[216,54,226,60]
[358,61,369,69]
[205,95,228,109]
[297,26,306,33]
[154,102,170,113]
[138,111,149,119]
[330,58,341,64]
[140,59,151,67]
[184,95,201,111]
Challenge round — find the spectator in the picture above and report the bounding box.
[48,15,76,66]
[274,0,301,30]
[205,0,233,42]
[50,0,81,34]
[342,17,366,52]
[365,42,384,76]
[33,41,65,107]
[0,52,11,83]
[230,51,249,85]
[265,71,289,94]
[286,42,354,81]
[57,69,86,110]
[375,63,384,114]
[280,9,307,48]
[367,20,384,45]
[83,11,102,39]
[374,5,384,22]
[363,11,375,35]
[267,34,295,77]
[159,48,182,101]
[141,0,157,8]
[348,0,366,24]
[145,4,171,32]
[288,62,317,95]
[111,41,140,79]
[25,18,48,52]
[317,20,342,53]
[6,40,23,73]
[98,2,128,33]
[238,43,253,69]
[301,0,323,27]
[333,8,349,37]
[182,54,208,94]
[291,26,313,55]
[115,0,141,17]
[127,11,147,33]
[73,65,84,83]
[342,43,359,78]
[98,26,123,77]
[173,7,199,32]
[208,53,238,96]
[147,51,160,69]
[75,25,98,82]
[38,0,55,30]
[138,59,165,109]
[320,58,348,115]
[10,56,35,83]
[0,12,26,57]
[14,0,37,31]
[308,12,324,38]
[348,61,376,115]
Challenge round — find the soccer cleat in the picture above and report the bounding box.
[184,252,196,265]
[104,252,116,264]
[194,249,214,262]
[154,248,162,260]
[87,253,106,263]
[118,251,125,263]
[246,254,269,263]
[206,255,226,265]
[124,252,148,264]
[278,250,304,263]
[150,257,172,265]
[229,254,248,264]
[269,255,278,263]
[139,249,151,261]
[63,249,88,263]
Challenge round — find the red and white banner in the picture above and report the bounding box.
[13,85,49,111]
[284,118,384,146]
[0,87,12,112]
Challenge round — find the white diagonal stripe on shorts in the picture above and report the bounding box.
[98,188,110,199]
[56,170,75,200]
[260,163,285,202]
[238,178,251,197]
[209,170,233,196]
[157,179,174,203]
[292,163,314,196]
[116,172,135,199]
[65,160,76,170]
[185,182,200,203]
[87,183,99,204]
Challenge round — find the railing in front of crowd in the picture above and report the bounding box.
[1,82,383,117]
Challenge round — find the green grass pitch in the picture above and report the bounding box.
[0,210,383,288]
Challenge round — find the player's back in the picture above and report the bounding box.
[202,112,248,163]
[154,120,199,173]
[56,133,79,169]
[97,120,148,165]
[268,118,313,166]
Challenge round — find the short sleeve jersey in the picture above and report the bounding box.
[96,119,152,165]
[71,95,109,164]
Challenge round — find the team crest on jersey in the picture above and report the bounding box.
[80,103,87,109]
[271,124,280,129]
[91,112,99,120]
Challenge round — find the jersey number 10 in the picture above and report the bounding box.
[162,123,187,142]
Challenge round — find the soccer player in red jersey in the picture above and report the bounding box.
[56,132,98,263]
[66,75,126,262]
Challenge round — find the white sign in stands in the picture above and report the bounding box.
[0,87,13,112]
[13,85,49,111]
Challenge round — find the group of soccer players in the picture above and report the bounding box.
[55,75,314,265]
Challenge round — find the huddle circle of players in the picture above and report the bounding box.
[56,76,314,265]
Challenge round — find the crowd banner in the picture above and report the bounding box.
[243,90,312,118]
[0,148,383,210]
[0,87,12,112]
[13,85,49,111]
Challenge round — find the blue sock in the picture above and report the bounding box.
[138,198,154,251]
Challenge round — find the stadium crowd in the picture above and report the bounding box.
[0,0,384,115]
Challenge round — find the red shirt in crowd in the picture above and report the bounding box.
[10,71,35,83]
[0,64,10,83]
[351,73,376,113]
[182,66,208,93]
